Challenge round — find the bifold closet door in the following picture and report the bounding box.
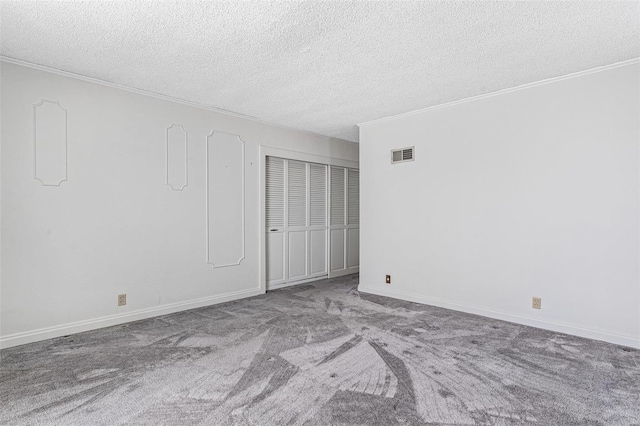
[287,160,308,281]
[329,166,359,277]
[266,157,286,284]
[309,163,328,276]
[266,157,328,289]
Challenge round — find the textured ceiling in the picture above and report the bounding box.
[1,1,639,142]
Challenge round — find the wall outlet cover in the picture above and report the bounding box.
[532,297,541,309]
[118,294,127,306]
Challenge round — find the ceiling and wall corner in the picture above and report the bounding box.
[1,1,638,142]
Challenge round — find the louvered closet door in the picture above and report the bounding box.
[329,167,359,277]
[346,169,360,269]
[308,163,328,276]
[266,157,328,289]
[287,160,308,281]
[266,157,285,283]
[329,167,346,273]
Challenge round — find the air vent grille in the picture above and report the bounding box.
[391,146,415,164]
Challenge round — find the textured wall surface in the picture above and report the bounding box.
[359,62,640,349]
[1,1,638,142]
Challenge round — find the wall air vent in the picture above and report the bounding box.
[391,146,415,164]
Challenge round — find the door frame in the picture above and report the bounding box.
[259,146,358,293]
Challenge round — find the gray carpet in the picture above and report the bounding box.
[1,274,639,425]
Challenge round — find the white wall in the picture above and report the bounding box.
[359,61,640,349]
[0,61,358,348]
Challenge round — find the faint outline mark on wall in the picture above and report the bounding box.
[166,123,189,190]
[33,99,68,186]
[205,130,246,268]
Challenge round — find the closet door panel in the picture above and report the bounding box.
[287,160,307,228]
[310,164,327,227]
[266,157,336,287]
[267,233,285,282]
[266,157,286,285]
[266,157,285,229]
[288,231,307,280]
[330,229,345,272]
[347,228,360,269]
[348,169,359,226]
[330,167,346,226]
[310,230,327,275]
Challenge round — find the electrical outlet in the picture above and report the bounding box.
[118,294,127,306]
[532,297,541,309]
[386,275,391,284]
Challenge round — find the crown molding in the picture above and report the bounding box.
[358,57,640,127]
[0,56,357,144]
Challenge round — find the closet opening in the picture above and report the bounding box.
[264,155,359,291]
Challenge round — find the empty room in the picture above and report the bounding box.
[1,1,639,425]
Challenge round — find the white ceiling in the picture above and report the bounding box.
[1,1,638,142]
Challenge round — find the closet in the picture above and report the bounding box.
[266,157,358,289]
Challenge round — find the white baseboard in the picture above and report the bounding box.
[357,285,640,350]
[0,287,264,349]
[267,275,328,291]
[329,267,359,278]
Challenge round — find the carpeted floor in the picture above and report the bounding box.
[1,274,639,425]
